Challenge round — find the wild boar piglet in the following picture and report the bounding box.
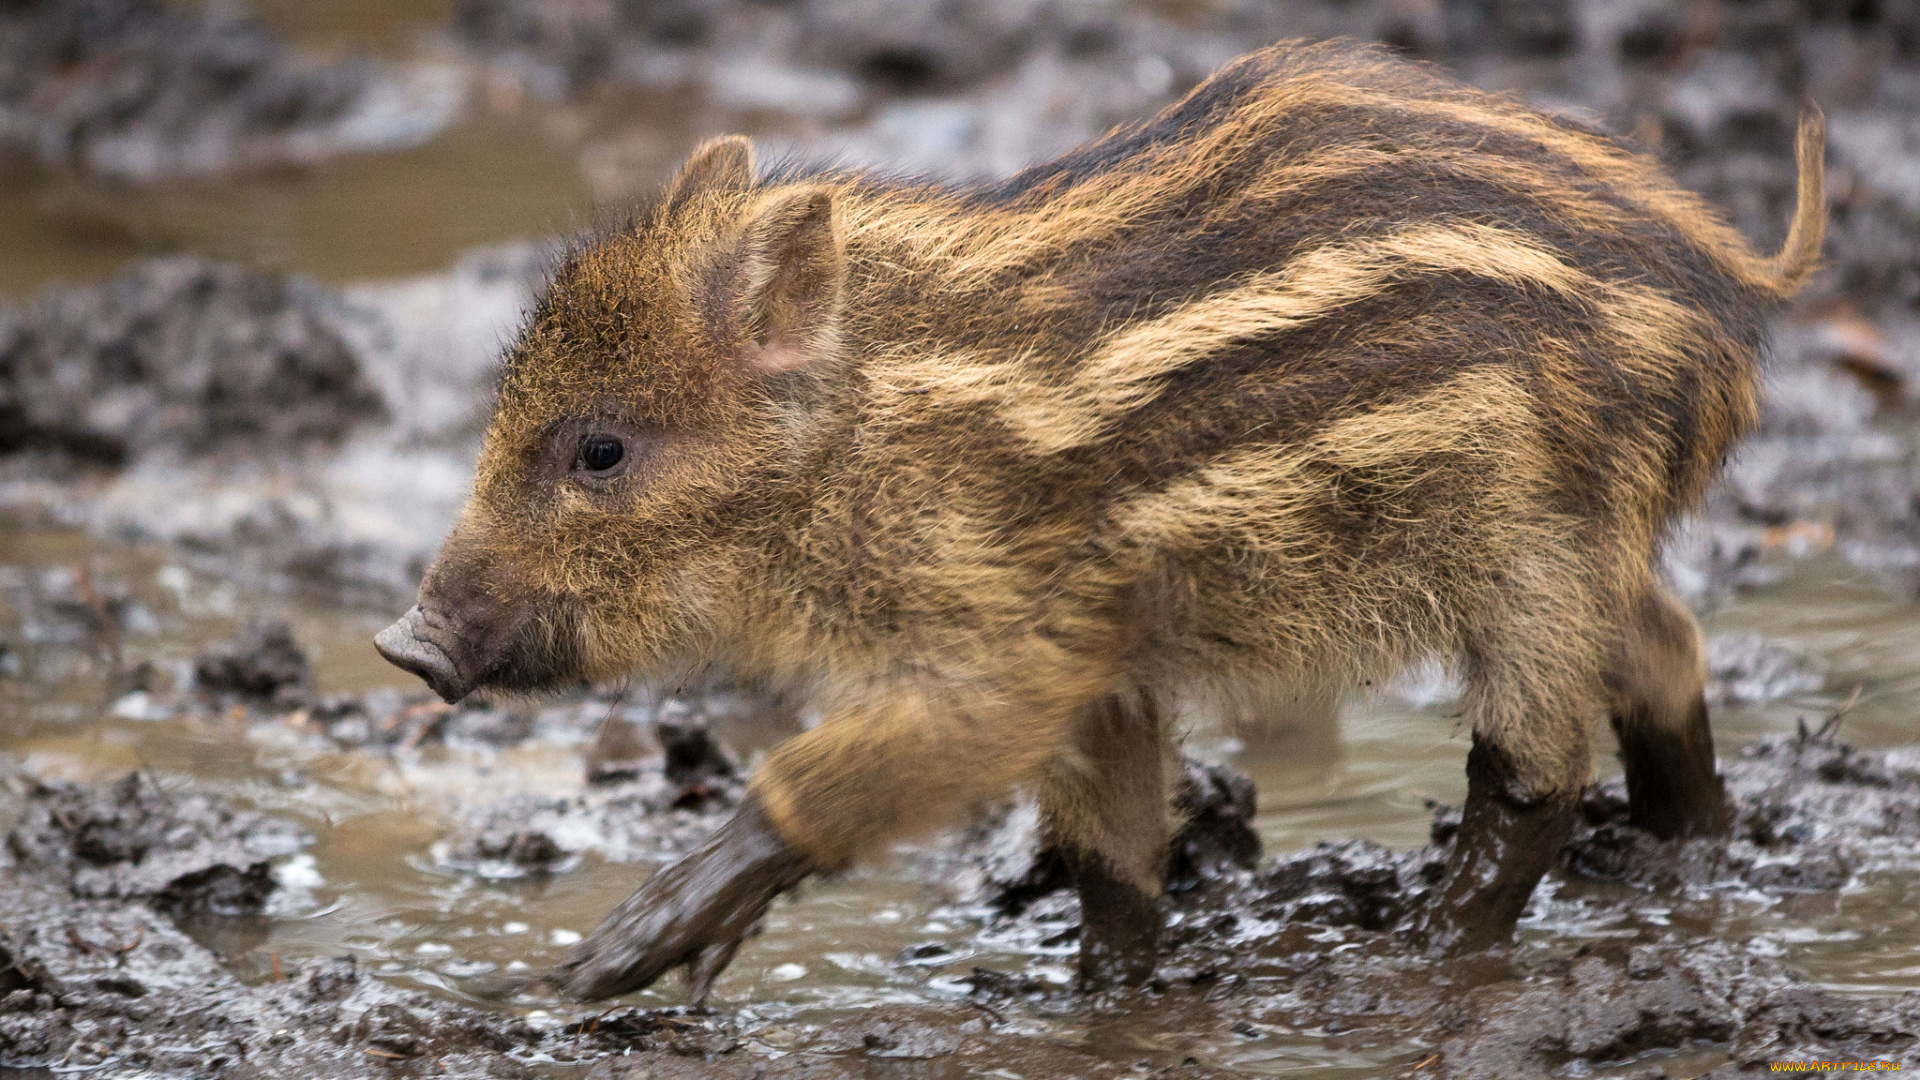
[375,39,1826,999]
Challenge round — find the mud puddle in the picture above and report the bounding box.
[4,521,1920,1077]
[0,113,588,299]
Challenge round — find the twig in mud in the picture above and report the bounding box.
[270,951,282,981]
[966,999,1005,1026]
[1814,684,1865,741]
[65,924,139,960]
[363,1048,412,1060]
[570,1010,602,1049]
[589,681,633,747]
[1414,1053,1440,1069]
[396,701,453,751]
[73,561,122,678]
[383,700,451,730]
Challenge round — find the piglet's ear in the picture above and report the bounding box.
[663,135,755,214]
[728,187,844,375]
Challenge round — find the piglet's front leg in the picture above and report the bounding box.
[553,669,1105,1002]
[550,794,812,1002]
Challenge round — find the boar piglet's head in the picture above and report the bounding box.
[376,137,847,703]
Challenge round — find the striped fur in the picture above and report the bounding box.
[417,40,1824,876]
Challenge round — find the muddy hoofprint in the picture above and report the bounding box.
[376,40,1827,999]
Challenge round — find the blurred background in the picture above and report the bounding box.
[0,0,1914,607]
[1,1,1919,1076]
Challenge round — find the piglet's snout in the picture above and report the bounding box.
[374,605,472,704]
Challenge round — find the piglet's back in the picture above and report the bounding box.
[825,39,1817,549]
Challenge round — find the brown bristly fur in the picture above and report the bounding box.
[427,39,1824,873]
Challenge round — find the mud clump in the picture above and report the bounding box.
[655,712,740,807]
[1424,941,1745,1077]
[442,774,742,876]
[5,771,306,914]
[0,244,549,608]
[957,758,1264,918]
[1165,760,1263,893]
[0,0,453,180]
[439,710,752,875]
[1410,935,1920,1077]
[1234,838,1440,934]
[585,714,653,783]
[587,691,757,789]
[458,826,569,875]
[1730,985,1920,1072]
[0,893,552,1076]
[193,617,312,702]
[1563,729,1920,894]
[0,936,54,998]
[0,257,386,468]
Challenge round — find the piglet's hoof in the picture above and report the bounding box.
[1412,744,1576,957]
[549,794,812,1001]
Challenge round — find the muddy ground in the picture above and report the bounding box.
[9,657,1920,1078]
[2,0,1920,1076]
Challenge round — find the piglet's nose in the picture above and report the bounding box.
[374,605,471,704]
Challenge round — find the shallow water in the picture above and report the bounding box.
[241,0,453,60]
[0,114,591,298]
[0,0,664,300]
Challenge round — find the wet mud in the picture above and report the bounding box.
[13,696,1920,1077]
[0,242,548,602]
[7,770,304,913]
[941,728,1920,1078]
[0,257,384,467]
[0,728,1241,1077]
[0,0,457,181]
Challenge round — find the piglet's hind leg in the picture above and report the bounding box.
[1607,587,1729,840]
[1040,691,1171,989]
[1415,585,1594,954]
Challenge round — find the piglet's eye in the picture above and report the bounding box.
[576,435,625,473]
